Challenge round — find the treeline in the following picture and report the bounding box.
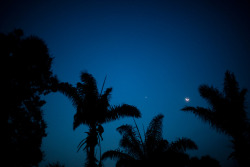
[3,30,249,167]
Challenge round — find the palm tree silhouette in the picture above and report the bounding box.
[57,72,141,167]
[182,71,250,167]
[102,114,198,167]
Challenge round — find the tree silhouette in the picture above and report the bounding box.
[57,72,141,167]
[182,71,250,167]
[102,114,199,167]
[2,29,57,166]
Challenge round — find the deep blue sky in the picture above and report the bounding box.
[1,0,250,167]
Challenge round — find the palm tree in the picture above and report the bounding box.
[102,114,198,167]
[57,72,141,167]
[181,71,250,167]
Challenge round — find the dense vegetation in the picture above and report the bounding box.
[3,30,249,167]
[2,29,57,167]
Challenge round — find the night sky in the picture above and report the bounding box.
[1,0,250,167]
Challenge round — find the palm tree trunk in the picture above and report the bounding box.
[86,124,98,167]
[88,144,96,167]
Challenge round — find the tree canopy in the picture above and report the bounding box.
[2,29,56,166]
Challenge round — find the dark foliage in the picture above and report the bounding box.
[2,29,57,166]
[57,72,141,167]
[102,114,209,167]
[46,161,65,167]
[182,71,250,167]
[189,155,221,167]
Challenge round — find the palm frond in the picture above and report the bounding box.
[156,139,169,152]
[96,88,113,123]
[103,104,141,123]
[182,106,232,135]
[223,72,248,120]
[117,125,143,159]
[73,109,83,130]
[239,88,247,109]
[146,114,164,141]
[100,75,107,95]
[77,138,87,152]
[224,71,239,100]
[77,129,98,151]
[73,104,93,129]
[146,139,169,158]
[57,82,81,108]
[73,93,103,129]
[181,106,216,126]
[133,118,144,146]
[170,137,198,152]
[80,72,98,98]
[100,88,112,100]
[58,81,96,129]
[145,114,165,155]
[101,150,134,161]
[117,124,133,135]
[199,85,224,111]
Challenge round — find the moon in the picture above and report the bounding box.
[185,97,190,102]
